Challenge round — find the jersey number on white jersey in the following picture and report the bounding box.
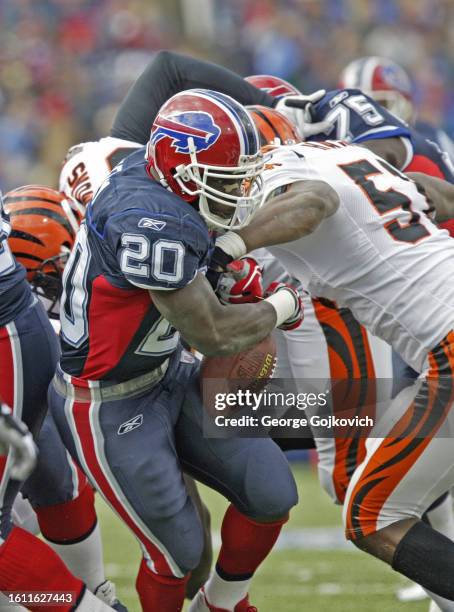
[338,158,431,244]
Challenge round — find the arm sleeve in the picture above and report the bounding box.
[111,50,274,144]
[404,129,454,184]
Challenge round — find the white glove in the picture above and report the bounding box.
[275,90,333,139]
[0,405,37,481]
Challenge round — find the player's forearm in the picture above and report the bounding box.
[150,274,297,357]
[183,301,278,356]
[406,172,454,221]
[236,181,338,252]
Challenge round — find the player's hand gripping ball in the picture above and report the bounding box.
[200,335,277,417]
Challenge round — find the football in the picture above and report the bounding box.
[200,334,277,416]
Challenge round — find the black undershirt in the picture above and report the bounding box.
[111,50,275,144]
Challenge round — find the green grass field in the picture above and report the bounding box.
[97,463,428,612]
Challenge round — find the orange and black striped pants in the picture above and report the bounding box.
[343,330,454,540]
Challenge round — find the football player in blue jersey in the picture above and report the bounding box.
[0,193,122,611]
[4,185,127,610]
[49,90,303,612]
[339,56,454,178]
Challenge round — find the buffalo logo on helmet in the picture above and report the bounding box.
[151,111,221,154]
[378,64,411,95]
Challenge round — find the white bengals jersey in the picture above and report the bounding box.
[262,141,454,372]
[59,136,141,211]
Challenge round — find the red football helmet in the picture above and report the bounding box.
[148,88,267,230]
[245,75,302,99]
[339,56,414,122]
[4,185,80,314]
[247,105,302,146]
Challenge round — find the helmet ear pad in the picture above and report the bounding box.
[148,89,267,230]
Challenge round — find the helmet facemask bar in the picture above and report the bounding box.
[32,247,71,318]
[172,138,268,230]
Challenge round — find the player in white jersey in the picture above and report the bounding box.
[212,138,454,608]
[254,247,395,501]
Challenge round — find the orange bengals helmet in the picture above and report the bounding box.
[246,105,302,147]
[4,185,81,312]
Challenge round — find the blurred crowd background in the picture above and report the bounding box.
[1,0,453,191]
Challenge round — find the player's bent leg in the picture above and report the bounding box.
[183,474,213,600]
[20,410,124,608]
[49,378,205,612]
[426,491,454,542]
[0,302,98,607]
[343,335,454,604]
[177,368,298,611]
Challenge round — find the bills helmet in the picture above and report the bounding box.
[339,56,414,122]
[247,105,302,146]
[148,89,267,230]
[59,137,141,215]
[4,185,81,315]
[245,75,301,99]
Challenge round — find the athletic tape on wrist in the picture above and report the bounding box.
[265,289,297,327]
[215,232,247,261]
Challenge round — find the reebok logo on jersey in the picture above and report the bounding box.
[329,90,349,108]
[138,218,166,231]
[117,414,143,435]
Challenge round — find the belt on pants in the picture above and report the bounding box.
[52,359,170,402]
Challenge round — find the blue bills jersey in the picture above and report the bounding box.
[0,195,31,327]
[59,148,213,382]
[415,120,454,163]
[308,88,411,144]
[309,89,454,182]
[405,126,454,183]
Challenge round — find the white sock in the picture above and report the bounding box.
[11,494,40,535]
[76,588,114,611]
[45,522,105,593]
[427,493,454,540]
[425,590,454,611]
[204,571,251,611]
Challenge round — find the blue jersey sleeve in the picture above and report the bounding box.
[106,209,213,290]
[415,120,454,163]
[405,126,454,184]
[310,88,411,144]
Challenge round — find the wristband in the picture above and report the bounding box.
[265,289,297,327]
[215,232,247,261]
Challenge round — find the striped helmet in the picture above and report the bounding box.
[148,88,267,230]
[339,56,414,122]
[4,185,80,310]
[247,105,302,146]
[245,75,301,99]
